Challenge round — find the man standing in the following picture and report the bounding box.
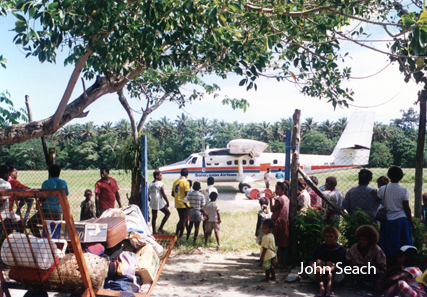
[264,168,272,189]
[172,168,190,239]
[342,169,379,220]
[28,164,69,237]
[275,168,284,183]
[95,167,122,217]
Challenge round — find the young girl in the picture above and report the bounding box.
[377,245,426,297]
[148,170,170,234]
[255,197,270,245]
[260,219,276,282]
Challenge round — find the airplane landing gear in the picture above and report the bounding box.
[239,183,251,193]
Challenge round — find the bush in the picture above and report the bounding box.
[292,208,330,265]
[412,217,427,265]
[338,209,379,249]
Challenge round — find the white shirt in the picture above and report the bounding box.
[202,201,219,222]
[264,172,272,182]
[0,179,18,221]
[378,183,409,220]
[202,185,218,201]
[148,181,166,210]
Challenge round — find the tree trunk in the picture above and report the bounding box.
[414,85,427,218]
[289,109,301,262]
[129,169,142,207]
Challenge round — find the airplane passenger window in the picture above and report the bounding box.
[227,161,232,165]
[234,160,238,165]
[273,160,278,164]
[214,163,219,166]
[249,160,254,165]
[242,160,247,165]
[191,157,198,164]
[207,163,212,166]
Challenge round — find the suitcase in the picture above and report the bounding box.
[85,217,127,248]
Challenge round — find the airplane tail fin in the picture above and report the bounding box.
[332,111,375,166]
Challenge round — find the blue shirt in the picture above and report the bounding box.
[275,172,284,179]
[41,177,69,213]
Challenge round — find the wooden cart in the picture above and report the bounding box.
[0,189,176,297]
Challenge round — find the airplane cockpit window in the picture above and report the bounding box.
[191,157,198,164]
[273,159,278,164]
[249,160,254,165]
[185,156,192,163]
[242,160,247,165]
[227,161,232,165]
[234,160,238,165]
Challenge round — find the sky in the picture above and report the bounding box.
[0,15,424,129]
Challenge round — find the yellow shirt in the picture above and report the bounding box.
[260,233,276,262]
[172,177,190,208]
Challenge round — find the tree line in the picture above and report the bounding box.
[0,108,422,171]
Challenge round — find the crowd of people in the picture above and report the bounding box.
[0,162,426,296]
[0,163,123,238]
[260,165,426,297]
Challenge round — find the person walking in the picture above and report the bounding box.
[95,167,121,217]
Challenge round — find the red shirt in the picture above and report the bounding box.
[95,177,119,209]
[7,178,30,212]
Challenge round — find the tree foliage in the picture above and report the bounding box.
[0,108,420,170]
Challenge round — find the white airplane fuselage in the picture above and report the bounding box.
[159,111,375,187]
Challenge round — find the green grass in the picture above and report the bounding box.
[13,167,426,254]
[158,208,259,254]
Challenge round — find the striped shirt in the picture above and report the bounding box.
[183,191,206,210]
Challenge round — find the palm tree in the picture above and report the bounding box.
[115,119,132,140]
[271,122,285,141]
[57,125,75,143]
[80,122,97,140]
[334,117,348,134]
[175,113,190,136]
[256,121,272,142]
[302,117,318,135]
[319,120,335,137]
[373,121,390,142]
[100,121,115,135]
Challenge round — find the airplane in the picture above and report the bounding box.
[159,111,375,193]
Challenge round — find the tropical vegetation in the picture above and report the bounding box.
[0,108,422,171]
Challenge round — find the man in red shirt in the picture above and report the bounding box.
[6,164,31,222]
[95,167,122,217]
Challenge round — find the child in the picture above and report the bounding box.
[260,219,276,282]
[255,197,270,245]
[183,182,206,243]
[80,189,95,221]
[203,192,221,248]
[377,245,426,297]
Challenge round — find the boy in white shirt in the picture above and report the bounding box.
[203,192,221,248]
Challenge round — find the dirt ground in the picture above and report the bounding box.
[6,186,364,297]
[152,189,363,297]
[151,249,363,297]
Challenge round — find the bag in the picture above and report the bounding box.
[1,233,61,269]
[375,207,387,222]
[375,185,388,222]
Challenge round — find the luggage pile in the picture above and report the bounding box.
[1,203,175,296]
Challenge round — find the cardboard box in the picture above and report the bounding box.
[43,220,108,243]
[135,244,159,284]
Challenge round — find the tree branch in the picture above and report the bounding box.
[50,49,92,130]
[117,88,138,145]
